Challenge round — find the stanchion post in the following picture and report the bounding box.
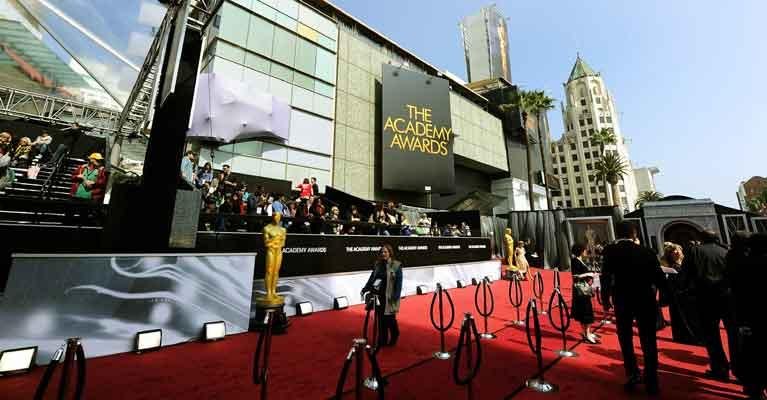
[452,313,482,400]
[429,283,455,360]
[547,288,576,358]
[524,300,559,393]
[506,274,525,326]
[533,271,547,315]
[253,309,276,399]
[553,270,561,290]
[474,277,496,339]
[33,337,86,400]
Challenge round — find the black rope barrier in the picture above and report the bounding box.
[362,292,382,354]
[547,288,576,358]
[506,274,525,327]
[594,286,612,325]
[532,271,546,315]
[253,309,276,399]
[553,270,561,290]
[333,338,385,400]
[33,337,86,400]
[452,313,482,400]
[524,300,559,393]
[429,282,456,360]
[473,277,496,339]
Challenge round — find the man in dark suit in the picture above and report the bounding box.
[601,221,666,395]
[683,230,736,381]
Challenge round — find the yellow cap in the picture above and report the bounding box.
[88,152,104,160]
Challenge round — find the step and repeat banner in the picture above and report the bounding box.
[381,63,455,193]
[0,253,256,364]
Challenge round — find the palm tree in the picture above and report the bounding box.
[595,152,628,207]
[501,89,539,210]
[590,127,617,204]
[746,188,767,215]
[635,191,664,209]
[531,90,556,210]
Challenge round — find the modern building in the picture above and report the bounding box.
[634,166,660,193]
[551,55,640,212]
[459,4,511,83]
[197,0,527,210]
[737,176,767,215]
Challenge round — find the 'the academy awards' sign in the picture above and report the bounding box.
[381,63,455,193]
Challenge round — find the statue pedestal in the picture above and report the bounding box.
[252,301,289,334]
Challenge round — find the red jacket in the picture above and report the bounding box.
[297,183,313,198]
[70,164,108,202]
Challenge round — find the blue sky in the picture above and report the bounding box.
[333,0,767,208]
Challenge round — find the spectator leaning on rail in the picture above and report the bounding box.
[180,150,196,188]
[70,152,108,202]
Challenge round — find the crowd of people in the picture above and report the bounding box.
[184,152,474,236]
[0,130,57,190]
[566,222,767,398]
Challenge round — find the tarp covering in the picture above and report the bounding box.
[509,209,569,270]
[187,73,290,143]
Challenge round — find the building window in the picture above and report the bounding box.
[581,130,587,137]
[579,119,585,127]
[580,99,586,106]
[577,188,584,195]
[599,116,605,123]
[566,200,573,208]
[600,198,607,205]
[599,186,606,193]
[562,178,569,184]
[559,156,565,163]
[619,185,625,192]
[585,152,591,159]
[586,118,593,125]
[606,116,613,123]
[561,167,567,173]
[551,156,557,163]
[570,143,576,150]
[586,163,593,170]
[553,168,558,174]
[589,128,595,134]
[592,199,599,206]
[590,186,596,193]
[592,151,600,157]
[579,199,585,207]
[574,165,581,172]
[558,145,564,152]
[589,176,595,183]
[621,197,628,205]
[576,176,582,184]
[571,154,578,161]
[596,97,602,104]
[565,189,571,196]
[558,202,564,208]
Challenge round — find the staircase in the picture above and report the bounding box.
[0,157,104,226]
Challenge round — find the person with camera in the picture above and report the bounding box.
[571,243,598,344]
[361,244,403,347]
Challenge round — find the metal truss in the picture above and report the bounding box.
[0,84,130,134]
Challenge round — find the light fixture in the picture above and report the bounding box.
[135,329,162,353]
[296,301,313,316]
[333,296,349,310]
[416,285,430,295]
[0,346,36,375]
[456,280,467,288]
[203,321,226,341]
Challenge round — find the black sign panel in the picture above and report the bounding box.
[197,233,491,278]
[381,63,455,193]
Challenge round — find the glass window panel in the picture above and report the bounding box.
[219,3,249,47]
[252,0,277,20]
[286,164,311,187]
[233,141,263,156]
[270,63,293,82]
[275,0,299,18]
[288,109,333,154]
[244,52,270,74]
[268,76,292,103]
[310,170,331,190]
[274,12,297,30]
[294,38,317,75]
[247,16,274,57]
[312,94,333,117]
[231,0,253,10]
[317,35,336,52]
[315,81,334,98]
[297,23,319,42]
[231,155,262,176]
[293,72,315,91]
[261,143,288,161]
[291,85,314,111]
[315,47,336,83]
[260,159,286,179]
[211,57,244,80]
[271,28,296,67]
[215,40,245,63]
[287,149,331,169]
[242,68,269,92]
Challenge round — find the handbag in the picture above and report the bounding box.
[574,280,593,297]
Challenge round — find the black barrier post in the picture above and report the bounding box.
[33,337,86,400]
[452,313,482,400]
[429,282,456,360]
[594,286,612,325]
[505,274,525,327]
[553,270,561,290]
[473,277,496,339]
[362,292,382,354]
[333,338,385,400]
[524,300,559,393]
[547,288,577,358]
[532,271,546,315]
[253,309,276,400]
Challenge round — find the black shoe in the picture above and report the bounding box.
[704,369,730,382]
[624,373,642,391]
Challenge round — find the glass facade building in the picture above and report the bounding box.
[460,5,511,83]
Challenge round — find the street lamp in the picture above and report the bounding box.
[425,185,432,208]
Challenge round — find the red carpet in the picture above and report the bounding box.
[1,268,746,399]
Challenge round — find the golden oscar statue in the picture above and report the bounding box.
[503,228,517,272]
[258,212,287,306]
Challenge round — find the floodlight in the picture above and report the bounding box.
[135,329,162,353]
[295,301,313,316]
[0,346,36,375]
[204,321,226,341]
[333,296,349,310]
